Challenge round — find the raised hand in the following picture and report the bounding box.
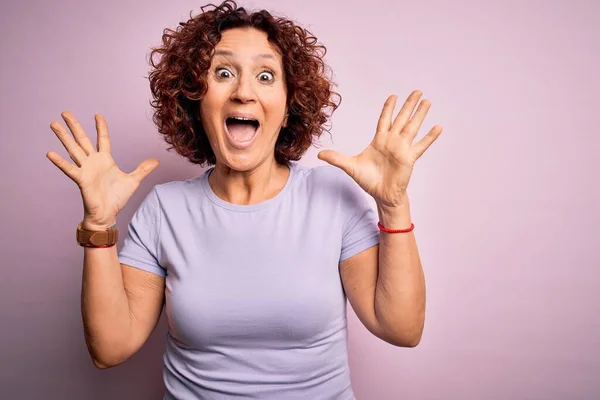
[318,90,442,209]
[46,112,159,230]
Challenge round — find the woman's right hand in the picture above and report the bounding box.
[46,112,159,230]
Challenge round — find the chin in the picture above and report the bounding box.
[218,150,270,173]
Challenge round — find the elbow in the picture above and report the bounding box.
[380,318,425,348]
[374,305,425,348]
[88,347,128,370]
[91,355,127,370]
[92,358,113,370]
[387,331,423,348]
[85,337,133,370]
[401,324,424,347]
[400,332,423,348]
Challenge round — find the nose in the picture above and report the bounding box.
[230,73,257,104]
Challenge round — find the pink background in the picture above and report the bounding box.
[1,0,599,399]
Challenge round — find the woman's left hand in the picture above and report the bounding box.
[318,90,443,209]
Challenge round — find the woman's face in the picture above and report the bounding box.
[199,27,288,172]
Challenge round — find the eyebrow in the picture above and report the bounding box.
[213,49,277,61]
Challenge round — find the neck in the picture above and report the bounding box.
[208,158,290,205]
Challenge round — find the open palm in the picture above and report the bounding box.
[318,90,443,208]
[46,112,159,229]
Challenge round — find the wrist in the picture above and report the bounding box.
[377,198,412,229]
[81,218,117,231]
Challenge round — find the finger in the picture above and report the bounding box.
[376,95,398,134]
[61,111,96,155]
[403,99,431,140]
[412,125,443,158]
[129,159,160,182]
[95,114,111,153]
[317,150,355,176]
[50,121,88,166]
[391,90,422,134]
[46,150,81,182]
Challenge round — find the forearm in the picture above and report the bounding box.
[374,196,426,346]
[81,221,133,367]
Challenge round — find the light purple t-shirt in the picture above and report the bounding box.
[118,162,380,399]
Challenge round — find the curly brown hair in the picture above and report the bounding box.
[148,0,341,166]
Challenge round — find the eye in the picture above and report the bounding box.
[258,71,274,82]
[216,68,233,79]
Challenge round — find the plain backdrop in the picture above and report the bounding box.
[1,0,599,399]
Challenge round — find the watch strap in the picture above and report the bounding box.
[76,222,119,247]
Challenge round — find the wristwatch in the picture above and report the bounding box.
[76,222,119,248]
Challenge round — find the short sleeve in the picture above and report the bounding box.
[118,187,167,277]
[337,173,380,261]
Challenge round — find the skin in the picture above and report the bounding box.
[200,27,290,205]
[320,91,444,347]
[199,27,445,347]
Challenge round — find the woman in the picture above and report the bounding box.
[46,1,443,398]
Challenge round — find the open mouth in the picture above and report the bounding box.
[224,116,260,147]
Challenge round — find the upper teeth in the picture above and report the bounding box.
[232,117,255,121]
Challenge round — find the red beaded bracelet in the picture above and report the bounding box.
[377,221,415,233]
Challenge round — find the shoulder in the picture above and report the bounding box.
[151,174,204,201]
[132,174,206,219]
[291,163,372,213]
[293,163,355,193]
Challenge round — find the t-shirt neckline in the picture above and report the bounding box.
[201,162,297,212]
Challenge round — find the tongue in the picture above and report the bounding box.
[227,123,257,142]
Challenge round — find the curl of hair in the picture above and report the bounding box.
[148,0,341,166]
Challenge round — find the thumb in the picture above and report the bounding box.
[131,158,160,182]
[317,150,354,176]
